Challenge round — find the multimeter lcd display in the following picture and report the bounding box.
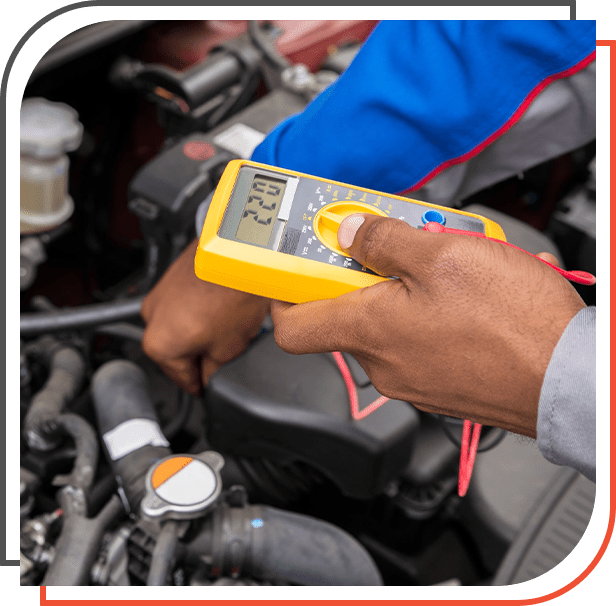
[235,175,287,246]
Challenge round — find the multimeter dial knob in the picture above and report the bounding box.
[313,201,387,255]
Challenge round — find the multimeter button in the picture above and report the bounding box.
[421,210,446,225]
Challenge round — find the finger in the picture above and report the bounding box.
[337,214,433,281]
[141,329,202,395]
[159,356,202,397]
[200,357,221,386]
[270,299,294,316]
[271,291,365,354]
[140,292,153,323]
[535,251,560,268]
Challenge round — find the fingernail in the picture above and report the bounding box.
[338,215,365,250]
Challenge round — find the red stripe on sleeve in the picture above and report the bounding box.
[398,49,597,196]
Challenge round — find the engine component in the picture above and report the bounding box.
[44,413,99,493]
[111,37,261,113]
[20,296,145,336]
[20,509,62,556]
[280,64,338,100]
[91,524,132,586]
[226,456,325,507]
[493,468,594,585]
[141,452,224,522]
[146,520,182,586]
[42,492,125,585]
[20,467,40,519]
[20,98,83,234]
[25,398,125,586]
[24,343,86,451]
[185,493,383,586]
[459,432,595,573]
[111,34,265,142]
[20,509,62,585]
[20,237,47,291]
[91,360,172,512]
[206,332,420,499]
[123,518,189,586]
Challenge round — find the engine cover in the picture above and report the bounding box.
[205,332,419,499]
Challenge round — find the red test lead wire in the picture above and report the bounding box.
[422,221,596,285]
[331,351,389,421]
[333,222,595,498]
[458,420,482,497]
[422,220,596,496]
[333,350,479,496]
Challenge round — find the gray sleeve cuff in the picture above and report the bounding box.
[537,306,596,482]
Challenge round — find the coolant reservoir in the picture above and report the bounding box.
[20,98,83,233]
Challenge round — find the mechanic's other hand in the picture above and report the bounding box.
[271,214,585,437]
[141,239,270,396]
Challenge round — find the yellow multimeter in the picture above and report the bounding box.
[195,160,506,303]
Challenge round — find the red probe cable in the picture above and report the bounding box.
[332,350,477,497]
[331,302,481,492]
[458,420,482,497]
[331,351,389,420]
[422,221,596,285]
[331,222,596,498]
[422,220,596,495]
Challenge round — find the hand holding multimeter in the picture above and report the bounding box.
[195,160,593,302]
[195,160,509,303]
[196,160,593,442]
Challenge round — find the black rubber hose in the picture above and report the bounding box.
[45,413,99,492]
[20,296,145,336]
[87,472,120,517]
[42,494,125,586]
[93,322,145,342]
[24,346,86,451]
[186,504,383,586]
[147,521,181,586]
[162,389,192,441]
[91,360,171,512]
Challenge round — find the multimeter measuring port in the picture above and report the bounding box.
[195,160,506,303]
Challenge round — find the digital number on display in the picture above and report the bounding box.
[235,175,287,246]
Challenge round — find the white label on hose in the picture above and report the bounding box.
[213,123,266,159]
[103,419,169,461]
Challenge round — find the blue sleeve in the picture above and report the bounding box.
[251,20,596,195]
[537,307,596,482]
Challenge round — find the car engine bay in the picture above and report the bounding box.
[18,20,596,587]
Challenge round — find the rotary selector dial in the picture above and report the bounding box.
[313,201,387,255]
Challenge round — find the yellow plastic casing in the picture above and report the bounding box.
[195,160,506,303]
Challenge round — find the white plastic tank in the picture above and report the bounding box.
[20,98,83,233]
